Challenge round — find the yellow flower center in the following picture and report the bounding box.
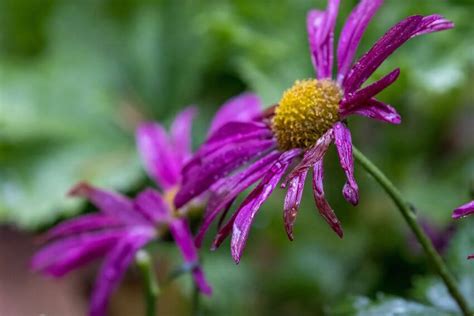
[272,79,342,150]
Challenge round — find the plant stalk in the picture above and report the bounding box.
[136,250,159,316]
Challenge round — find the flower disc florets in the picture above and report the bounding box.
[272,79,342,150]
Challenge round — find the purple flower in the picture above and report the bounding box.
[452,200,474,259]
[175,0,453,263]
[32,108,214,316]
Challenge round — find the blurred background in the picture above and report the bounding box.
[0,0,473,315]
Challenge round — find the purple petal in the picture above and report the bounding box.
[42,214,122,242]
[136,122,180,189]
[312,160,344,237]
[347,98,401,124]
[337,0,383,82]
[333,122,359,205]
[194,151,281,248]
[169,218,212,295]
[284,129,333,182]
[175,137,277,209]
[89,228,155,316]
[307,0,340,79]
[134,188,171,224]
[231,149,300,263]
[283,169,308,241]
[69,183,145,224]
[31,230,126,277]
[171,106,197,165]
[343,15,453,93]
[340,68,400,115]
[209,93,263,136]
[468,254,474,260]
[452,200,474,219]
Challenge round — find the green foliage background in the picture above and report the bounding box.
[0,0,473,315]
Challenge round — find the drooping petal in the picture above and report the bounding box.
[333,122,359,205]
[307,0,340,79]
[347,98,401,124]
[89,228,155,316]
[194,151,281,248]
[452,201,474,219]
[31,230,126,277]
[69,183,145,224]
[209,93,263,136]
[285,129,333,182]
[136,122,181,189]
[340,68,400,114]
[283,169,308,241]
[337,0,383,82]
[134,188,171,224]
[312,160,344,237]
[343,15,453,93]
[170,106,197,166]
[175,137,277,209]
[231,149,300,263]
[42,214,122,242]
[169,218,212,295]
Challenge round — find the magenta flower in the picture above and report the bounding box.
[175,0,453,263]
[32,108,214,316]
[452,200,474,259]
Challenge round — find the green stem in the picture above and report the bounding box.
[136,250,159,316]
[353,146,471,316]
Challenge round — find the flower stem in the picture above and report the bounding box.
[136,250,159,316]
[352,146,471,316]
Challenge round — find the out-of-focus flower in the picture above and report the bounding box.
[452,200,474,259]
[175,0,453,263]
[32,108,214,316]
[408,219,456,255]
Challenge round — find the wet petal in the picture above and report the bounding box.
[209,93,263,135]
[231,149,300,263]
[348,98,401,124]
[134,188,171,224]
[194,151,281,248]
[340,68,400,115]
[171,106,197,165]
[169,218,212,295]
[307,0,340,79]
[452,200,474,219]
[283,169,308,241]
[69,182,145,224]
[333,122,359,205]
[136,122,180,189]
[337,0,383,82]
[89,228,155,316]
[343,15,453,93]
[312,160,344,237]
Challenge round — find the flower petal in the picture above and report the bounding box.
[348,98,401,124]
[307,0,340,79]
[231,149,300,263]
[333,122,359,205]
[194,151,281,248]
[134,188,171,224]
[169,218,212,295]
[312,160,344,238]
[343,15,453,93]
[31,230,125,277]
[89,228,155,316]
[468,254,474,260]
[136,122,180,189]
[175,137,277,209]
[337,0,383,82]
[42,214,122,242]
[209,93,263,135]
[452,200,474,219]
[283,169,308,241]
[171,106,197,165]
[340,68,400,115]
[69,182,145,224]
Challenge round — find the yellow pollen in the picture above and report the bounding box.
[164,187,180,217]
[272,79,342,150]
